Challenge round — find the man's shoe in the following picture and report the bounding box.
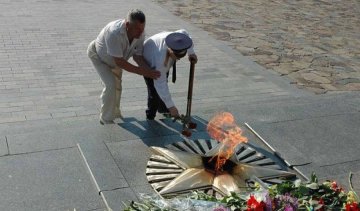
[99,117,115,125]
[146,116,155,120]
[114,109,123,119]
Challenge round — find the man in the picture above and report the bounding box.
[87,9,160,124]
[143,29,198,120]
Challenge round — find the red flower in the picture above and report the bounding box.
[346,202,360,211]
[247,195,265,211]
[331,181,343,193]
[316,198,325,211]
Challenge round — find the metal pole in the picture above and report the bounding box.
[245,122,309,181]
[186,61,195,118]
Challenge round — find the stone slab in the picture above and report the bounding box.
[0,148,104,211]
[146,115,208,136]
[295,161,360,194]
[106,140,151,187]
[101,188,138,211]
[78,139,128,192]
[131,184,158,199]
[0,115,99,136]
[0,136,8,156]
[102,121,158,143]
[250,113,360,177]
[145,120,181,136]
[6,124,111,154]
[225,93,359,124]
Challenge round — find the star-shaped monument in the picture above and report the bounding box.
[149,145,296,197]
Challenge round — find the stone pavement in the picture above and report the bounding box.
[154,0,360,94]
[0,0,359,210]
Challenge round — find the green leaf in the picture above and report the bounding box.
[277,181,294,194]
[310,172,318,183]
[295,185,310,197]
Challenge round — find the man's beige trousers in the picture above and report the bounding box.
[87,40,122,121]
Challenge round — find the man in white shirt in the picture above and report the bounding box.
[87,9,160,124]
[143,29,198,120]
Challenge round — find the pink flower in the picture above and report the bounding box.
[284,204,294,211]
[213,206,229,211]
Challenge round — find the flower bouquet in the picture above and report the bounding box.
[124,172,359,211]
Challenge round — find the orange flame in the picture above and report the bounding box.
[207,112,248,172]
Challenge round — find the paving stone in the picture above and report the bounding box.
[336,78,360,85]
[0,136,8,156]
[305,87,327,94]
[75,109,99,117]
[106,140,152,187]
[51,111,77,118]
[227,94,359,123]
[0,115,26,124]
[146,116,207,136]
[156,0,360,93]
[253,54,279,64]
[25,113,52,120]
[235,46,255,56]
[302,72,331,84]
[105,121,159,142]
[78,139,128,192]
[272,63,299,75]
[131,184,158,199]
[101,188,138,211]
[0,0,308,126]
[296,162,360,193]
[250,113,360,170]
[320,83,338,91]
[6,124,110,154]
[146,119,182,136]
[345,83,360,91]
[0,148,104,211]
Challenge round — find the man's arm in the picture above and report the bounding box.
[151,59,180,117]
[133,55,151,70]
[113,57,160,79]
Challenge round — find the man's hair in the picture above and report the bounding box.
[127,9,145,24]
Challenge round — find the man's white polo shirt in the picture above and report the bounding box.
[95,19,145,68]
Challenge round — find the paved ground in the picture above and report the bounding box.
[154,0,360,94]
[0,0,359,210]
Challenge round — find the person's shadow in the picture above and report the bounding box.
[115,115,307,176]
[116,115,211,148]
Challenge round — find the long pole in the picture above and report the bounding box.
[186,61,195,118]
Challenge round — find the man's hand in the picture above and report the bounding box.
[169,106,179,118]
[114,56,160,79]
[143,69,161,79]
[188,54,198,64]
[133,55,161,79]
